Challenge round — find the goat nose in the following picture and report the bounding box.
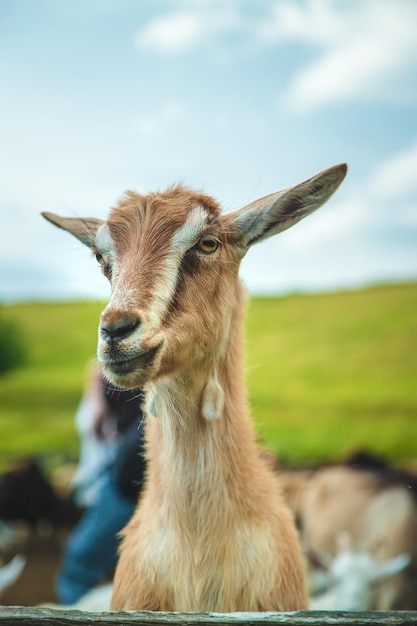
[100,317,140,344]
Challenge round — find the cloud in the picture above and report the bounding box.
[263,0,417,113]
[257,0,342,46]
[368,138,417,202]
[134,1,417,109]
[133,5,245,55]
[134,11,204,53]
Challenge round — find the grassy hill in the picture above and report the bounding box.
[1,282,416,466]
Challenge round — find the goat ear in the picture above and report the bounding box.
[231,163,347,250]
[371,553,411,583]
[42,212,104,247]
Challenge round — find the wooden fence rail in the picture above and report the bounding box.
[0,608,416,626]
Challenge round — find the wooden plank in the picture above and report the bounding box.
[0,608,416,626]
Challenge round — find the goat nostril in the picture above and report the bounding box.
[100,317,140,343]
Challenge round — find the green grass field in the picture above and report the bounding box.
[1,282,416,467]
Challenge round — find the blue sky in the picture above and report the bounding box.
[1,0,416,301]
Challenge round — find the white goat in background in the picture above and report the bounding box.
[309,534,411,611]
[42,583,113,612]
[0,555,26,598]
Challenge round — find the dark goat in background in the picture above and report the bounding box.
[0,459,79,528]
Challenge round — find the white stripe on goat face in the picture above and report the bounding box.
[95,223,139,313]
[95,223,115,266]
[147,205,207,326]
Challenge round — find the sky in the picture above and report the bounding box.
[1,0,417,302]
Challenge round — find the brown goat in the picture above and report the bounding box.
[42,164,347,612]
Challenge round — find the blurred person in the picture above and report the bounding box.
[55,364,145,604]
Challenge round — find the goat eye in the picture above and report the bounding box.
[95,251,112,279]
[196,237,219,254]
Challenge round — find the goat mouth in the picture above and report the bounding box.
[104,345,161,376]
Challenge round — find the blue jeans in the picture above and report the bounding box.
[56,472,136,604]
